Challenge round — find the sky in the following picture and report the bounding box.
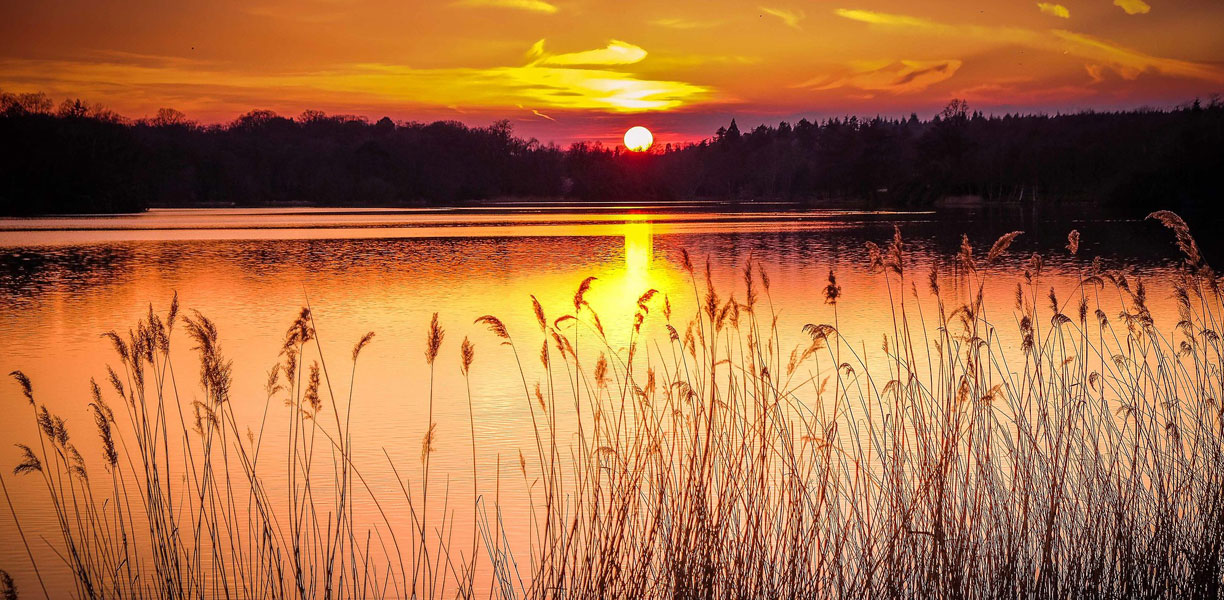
[2,0,1223,145]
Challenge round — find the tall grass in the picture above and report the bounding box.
[3,211,1222,598]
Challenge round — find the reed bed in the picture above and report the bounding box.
[2,211,1222,599]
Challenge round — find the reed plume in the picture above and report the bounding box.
[352,331,375,361]
[1148,209,1204,267]
[305,362,321,414]
[475,315,511,344]
[531,295,547,331]
[678,248,693,274]
[8,371,32,405]
[987,230,1023,263]
[456,337,473,376]
[0,570,15,600]
[2,211,1220,600]
[12,445,41,475]
[420,424,436,464]
[425,312,444,365]
[88,394,117,468]
[824,269,841,305]
[574,277,597,312]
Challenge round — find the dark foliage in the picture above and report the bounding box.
[2,91,1222,215]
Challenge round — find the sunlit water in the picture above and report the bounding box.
[0,206,1189,596]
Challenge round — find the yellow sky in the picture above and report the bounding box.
[1,0,1222,143]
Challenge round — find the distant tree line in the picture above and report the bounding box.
[1,90,1222,215]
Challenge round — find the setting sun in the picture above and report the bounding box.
[624,126,653,152]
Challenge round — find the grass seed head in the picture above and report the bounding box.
[987,231,1023,264]
[9,371,32,405]
[352,331,375,362]
[425,312,444,365]
[460,336,475,375]
[475,315,511,344]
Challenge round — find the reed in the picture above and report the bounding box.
[2,212,1222,598]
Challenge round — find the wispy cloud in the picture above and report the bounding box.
[1037,3,1070,19]
[760,6,804,29]
[1113,0,1151,15]
[833,9,937,28]
[0,39,710,115]
[518,104,557,120]
[531,40,648,67]
[1049,30,1218,80]
[451,0,558,14]
[1085,64,1106,84]
[650,17,723,30]
[795,59,962,94]
[948,80,1099,105]
[833,8,1223,83]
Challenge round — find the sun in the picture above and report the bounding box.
[624,126,654,152]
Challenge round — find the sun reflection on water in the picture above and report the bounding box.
[624,219,654,280]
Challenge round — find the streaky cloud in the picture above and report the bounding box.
[833,8,1223,83]
[451,0,559,14]
[0,38,710,115]
[795,59,962,94]
[649,17,723,30]
[533,40,648,67]
[759,6,804,29]
[1051,30,1218,81]
[833,9,937,28]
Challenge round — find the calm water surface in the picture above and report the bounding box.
[0,206,1190,594]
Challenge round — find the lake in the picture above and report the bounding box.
[0,205,1197,597]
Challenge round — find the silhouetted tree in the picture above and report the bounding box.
[1,90,1222,218]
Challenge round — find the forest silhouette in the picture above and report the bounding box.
[1,90,1222,217]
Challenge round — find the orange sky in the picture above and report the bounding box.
[2,0,1222,144]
